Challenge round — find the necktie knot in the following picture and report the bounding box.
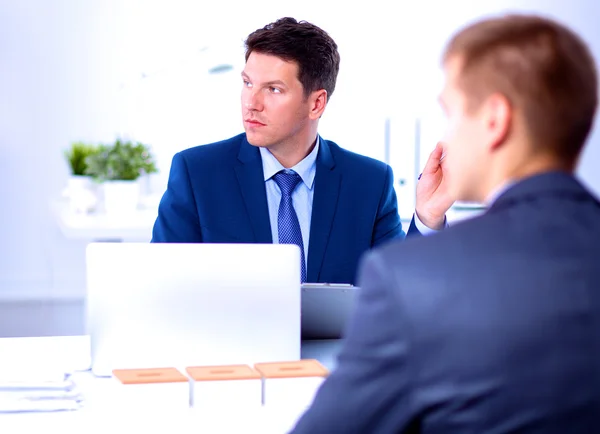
[273,170,302,197]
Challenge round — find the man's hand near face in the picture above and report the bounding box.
[415,142,454,230]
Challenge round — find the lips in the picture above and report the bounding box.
[244,119,266,127]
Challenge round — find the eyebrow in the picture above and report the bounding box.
[241,72,287,88]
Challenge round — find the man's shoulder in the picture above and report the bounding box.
[371,214,500,273]
[358,215,503,329]
[323,138,390,174]
[178,132,246,163]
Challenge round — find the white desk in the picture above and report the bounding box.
[51,197,484,243]
[0,336,343,433]
[50,200,157,241]
[446,205,485,224]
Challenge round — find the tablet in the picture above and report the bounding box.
[301,283,360,340]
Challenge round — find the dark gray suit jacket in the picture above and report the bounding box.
[291,171,600,433]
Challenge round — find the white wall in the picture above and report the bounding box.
[1,0,600,301]
[0,0,125,300]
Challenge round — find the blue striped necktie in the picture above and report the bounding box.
[273,170,306,282]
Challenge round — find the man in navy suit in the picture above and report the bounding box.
[151,17,452,284]
[291,13,600,433]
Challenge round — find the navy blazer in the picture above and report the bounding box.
[151,133,416,284]
[291,172,600,433]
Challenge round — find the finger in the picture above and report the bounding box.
[422,142,444,174]
[438,143,446,166]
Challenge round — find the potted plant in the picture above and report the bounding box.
[64,141,98,186]
[85,139,158,214]
[62,142,100,213]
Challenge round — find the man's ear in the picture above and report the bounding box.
[484,92,512,151]
[308,89,328,120]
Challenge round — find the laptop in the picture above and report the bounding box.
[86,242,301,377]
[301,283,360,340]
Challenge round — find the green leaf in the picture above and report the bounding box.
[84,139,158,181]
[64,142,100,176]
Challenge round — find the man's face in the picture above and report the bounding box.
[241,52,312,149]
[439,58,490,202]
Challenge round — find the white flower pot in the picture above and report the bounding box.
[103,180,140,215]
[62,175,97,214]
[67,175,93,192]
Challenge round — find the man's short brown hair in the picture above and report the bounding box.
[443,14,598,164]
[245,17,340,101]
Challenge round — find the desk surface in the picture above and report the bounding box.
[50,200,156,241]
[0,335,343,433]
[51,199,483,243]
[0,335,343,372]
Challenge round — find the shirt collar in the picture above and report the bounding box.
[485,180,516,206]
[260,136,319,190]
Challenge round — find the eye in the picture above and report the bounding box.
[243,80,252,88]
[269,87,281,94]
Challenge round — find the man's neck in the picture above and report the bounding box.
[482,154,573,203]
[268,134,318,169]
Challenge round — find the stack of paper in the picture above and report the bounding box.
[0,370,83,413]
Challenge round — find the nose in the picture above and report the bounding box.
[242,88,263,111]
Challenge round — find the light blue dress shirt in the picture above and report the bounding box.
[260,136,440,260]
[260,139,319,257]
[485,181,515,206]
[414,212,442,234]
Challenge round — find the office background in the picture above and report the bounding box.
[1,0,599,319]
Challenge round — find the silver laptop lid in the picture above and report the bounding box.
[86,242,301,376]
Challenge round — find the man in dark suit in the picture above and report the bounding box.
[151,17,452,284]
[291,13,600,433]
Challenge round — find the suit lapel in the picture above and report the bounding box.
[307,140,340,282]
[234,137,273,243]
